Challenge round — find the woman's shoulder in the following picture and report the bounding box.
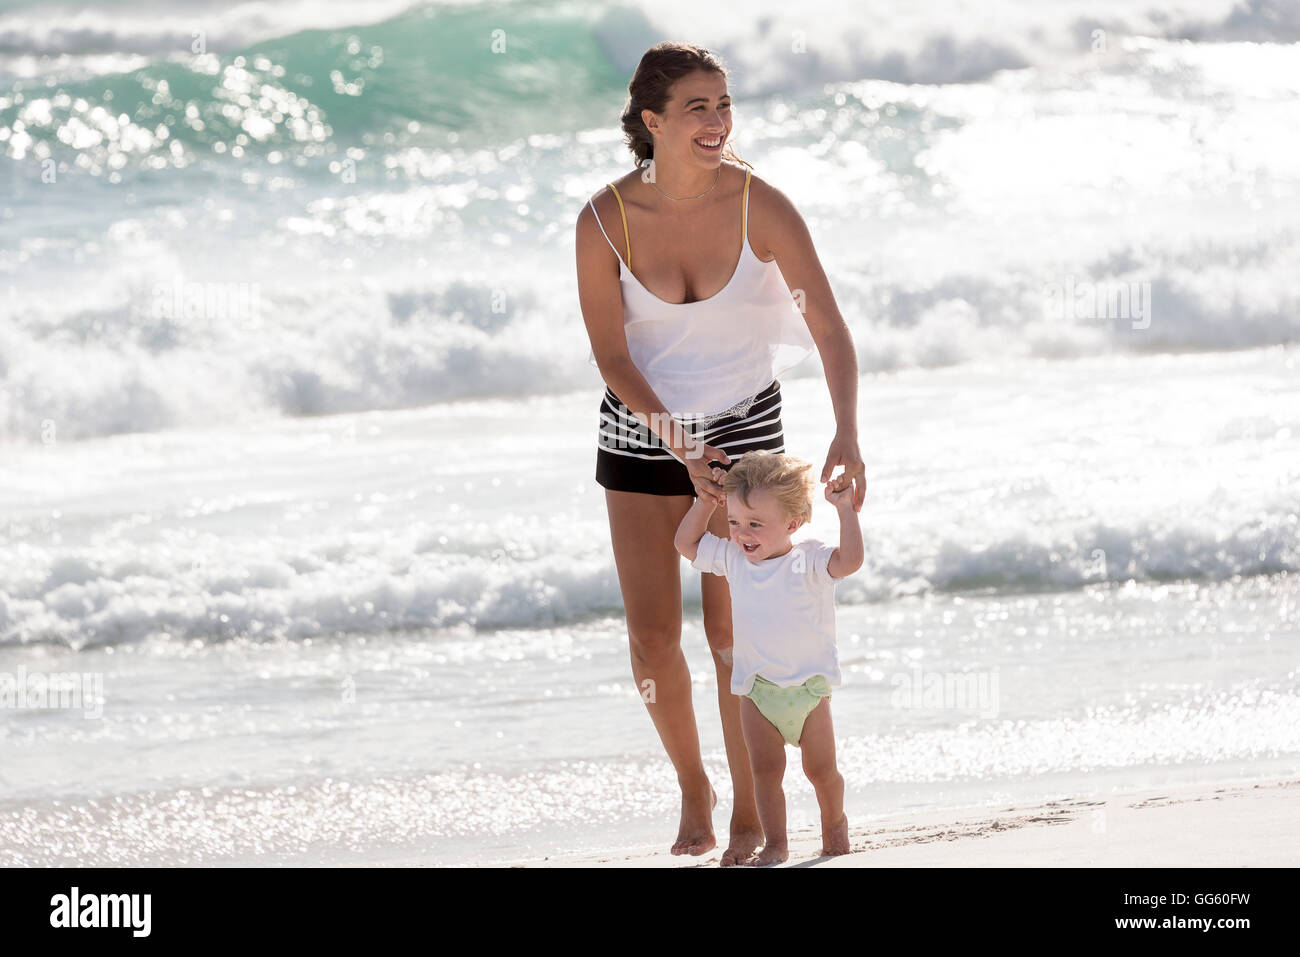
[581,172,639,231]
[735,165,801,261]
[588,167,644,202]
[738,164,794,213]
[579,171,634,225]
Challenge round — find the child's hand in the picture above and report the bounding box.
[698,467,727,509]
[824,473,854,508]
[693,468,727,511]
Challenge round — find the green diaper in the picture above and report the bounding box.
[744,674,832,746]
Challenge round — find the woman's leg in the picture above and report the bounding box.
[700,504,765,866]
[604,487,716,855]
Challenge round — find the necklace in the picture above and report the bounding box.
[643,159,721,201]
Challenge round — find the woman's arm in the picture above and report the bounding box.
[576,201,687,454]
[751,177,867,512]
[575,195,733,507]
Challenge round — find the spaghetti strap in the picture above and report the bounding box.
[587,196,623,264]
[607,182,631,268]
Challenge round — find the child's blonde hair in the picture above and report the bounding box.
[720,450,815,526]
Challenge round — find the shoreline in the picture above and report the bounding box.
[511,775,1300,868]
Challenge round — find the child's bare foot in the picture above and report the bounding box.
[743,842,789,867]
[671,781,717,856]
[821,812,849,856]
[719,821,763,867]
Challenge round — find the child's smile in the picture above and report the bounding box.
[727,488,798,563]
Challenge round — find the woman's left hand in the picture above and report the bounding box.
[821,431,867,512]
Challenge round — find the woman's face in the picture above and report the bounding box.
[726,488,797,563]
[643,70,732,165]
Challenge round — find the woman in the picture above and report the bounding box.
[575,42,866,866]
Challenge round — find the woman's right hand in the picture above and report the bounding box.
[683,442,731,508]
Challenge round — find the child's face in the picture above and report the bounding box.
[726,488,799,562]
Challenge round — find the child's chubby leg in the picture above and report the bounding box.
[798,697,850,856]
[738,695,789,866]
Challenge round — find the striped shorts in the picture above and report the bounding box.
[595,379,785,496]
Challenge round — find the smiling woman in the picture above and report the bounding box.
[618,44,750,173]
[574,40,867,867]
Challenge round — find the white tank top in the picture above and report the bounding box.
[585,167,816,418]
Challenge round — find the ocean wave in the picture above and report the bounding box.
[2,1,1297,443]
[609,0,1291,91]
[0,0,422,64]
[0,0,620,168]
[2,502,1295,648]
[2,0,1291,168]
[4,223,1298,442]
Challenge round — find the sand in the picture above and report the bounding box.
[522,777,1300,868]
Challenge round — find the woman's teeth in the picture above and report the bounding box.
[695,137,722,151]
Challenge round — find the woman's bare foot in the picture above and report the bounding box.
[821,812,850,856]
[670,781,717,855]
[743,842,789,867]
[719,822,763,867]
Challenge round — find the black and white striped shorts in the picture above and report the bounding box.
[595,379,785,496]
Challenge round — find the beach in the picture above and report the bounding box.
[526,776,1300,868]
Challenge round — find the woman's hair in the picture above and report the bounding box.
[620,41,752,170]
[720,451,815,526]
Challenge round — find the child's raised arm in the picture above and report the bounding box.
[824,474,864,579]
[673,494,718,562]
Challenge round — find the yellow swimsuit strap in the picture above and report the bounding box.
[742,167,751,241]
[606,182,631,269]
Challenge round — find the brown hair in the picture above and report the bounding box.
[620,42,752,170]
[720,450,815,527]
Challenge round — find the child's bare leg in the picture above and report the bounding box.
[798,697,849,855]
[738,696,789,866]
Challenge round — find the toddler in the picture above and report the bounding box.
[674,449,863,866]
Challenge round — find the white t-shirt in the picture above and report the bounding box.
[690,531,842,696]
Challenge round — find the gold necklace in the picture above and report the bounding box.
[644,159,721,201]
